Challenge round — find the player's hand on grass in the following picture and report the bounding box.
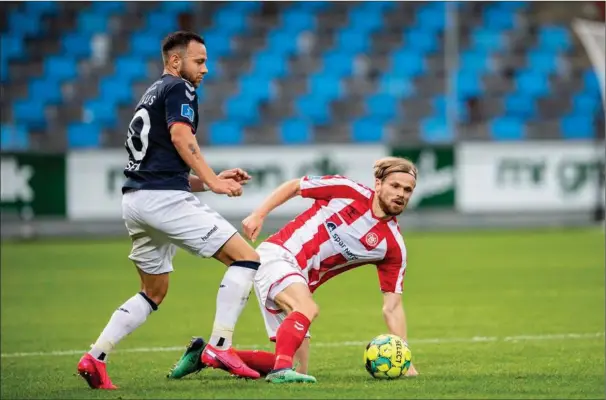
[242,212,264,242]
[209,178,242,197]
[217,168,251,185]
[404,364,418,377]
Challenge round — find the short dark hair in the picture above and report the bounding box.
[161,31,205,63]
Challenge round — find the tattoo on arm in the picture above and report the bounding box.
[188,143,197,155]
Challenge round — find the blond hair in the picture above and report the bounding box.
[373,157,418,181]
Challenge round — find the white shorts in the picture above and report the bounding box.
[122,189,237,275]
[253,242,311,341]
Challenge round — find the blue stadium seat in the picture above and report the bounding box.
[352,118,385,142]
[68,123,102,148]
[515,70,550,97]
[29,78,62,104]
[295,95,331,125]
[115,57,149,82]
[455,71,483,98]
[379,75,415,99]
[13,100,46,128]
[1,35,24,60]
[528,50,559,75]
[336,29,370,53]
[280,119,312,144]
[490,117,525,140]
[357,1,397,12]
[84,101,116,127]
[8,12,42,36]
[537,26,571,52]
[24,1,58,15]
[159,1,194,12]
[239,75,274,101]
[227,1,262,12]
[209,121,244,145]
[460,50,490,74]
[349,8,383,33]
[0,124,29,151]
[420,117,454,143]
[322,51,353,76]
[572,93,601,115]
[405,28,439,54]
[281,10,316,32]
[253,51,287,79]
[202,30,233,57]
[224,96,260,125]
[290,1,331,11]
[214,8,248,34]
[366,94,398,122]
[99,76,133,105]
[146,11,178,35]
[561,114,595,139]
[483,7,517,30]
[45,56,78,81]
[308,74,343,101]
[415,5,446,32]
[497,1,529,10]
[77,11,108,35]
[62,33,92,58]
[391,50,425,77]
[432,95,469,122]
[91,1,125,13]
[504,93,537,121]
[267,29,298,54]
[471,28,506,52]
[583,69,600,94]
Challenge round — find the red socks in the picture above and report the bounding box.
[273,311,311,371]
[234,349,276,375]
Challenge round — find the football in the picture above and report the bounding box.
[363,334,412,379]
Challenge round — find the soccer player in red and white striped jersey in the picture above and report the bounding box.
[241,156,419,383]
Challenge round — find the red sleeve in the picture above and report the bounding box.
[375,226,407,294]
[299,175,371,201]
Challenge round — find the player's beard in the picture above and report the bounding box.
[378,194,403,217]
[179,66,198,88]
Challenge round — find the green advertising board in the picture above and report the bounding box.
[391,146,455,209]
[0,153,66,217]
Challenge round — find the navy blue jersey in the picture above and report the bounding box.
[122,74,199,193]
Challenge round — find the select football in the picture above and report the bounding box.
[363,334,412,379]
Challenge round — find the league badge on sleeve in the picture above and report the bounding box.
[181,104,195,122]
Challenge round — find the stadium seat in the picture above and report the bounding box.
[537,25,571,52]
[252,51,288,79]
[415,5,446,32]
[391,50,426,77]
[515,70,550,98]
[471,28,506,52]
[356,1,397,12]
[366,94,398,122]
[483,7,517,30]
[583,69,601,94]
[322,51,354,77]
[308,74,344,101]
[99,76,134,105]
[13,100,47,129]
[77,11,108,35]
[379,75,415,99]
[432,95,469,122]
[84,101,117,127]
[200,30,233,58]
[420,117,454,143]
[8,11,42,36]
[146,11,179,35]
[280,119,313,144]
[572,93,601,115]
[224,96,261,125]
[62,33,92,58]
[267,29,298,55]
[405,28,439,54]
[115,57,149,82]
[67,123,102,148]
[1,124,29,151]
[348,8,383,33]
[528,50,559,75]
[239,75,275,102]
[1,35,25,60]
[159,1,194,12]
[228,1,262,12]
[295,95,331,125]
[455,71,483,98]
[24,1,58,15]
[281,10,316,32]
[336,29,370,53]
[209,121,244,145]
[214,8,248,34]
[289,1,331,12]
[460,51,490,74]
[352,118,385,142]
[490,117,525,140]
[29,78,63,104]
[504,93,537,121]
[561,114,595,139]
[45,56,78,81]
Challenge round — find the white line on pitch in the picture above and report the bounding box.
[1,332,603,359]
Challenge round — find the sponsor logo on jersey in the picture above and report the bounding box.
[181,104,195,122]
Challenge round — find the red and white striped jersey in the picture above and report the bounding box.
[265,175,408,294]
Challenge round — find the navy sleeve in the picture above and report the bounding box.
[165,81,196,131]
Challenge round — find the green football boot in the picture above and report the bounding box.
[167,337,207,379]
[265,368,317,384]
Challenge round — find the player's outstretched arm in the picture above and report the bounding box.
[242,178,301,242]
[170,124,241,197]
[382,293,418,377]
[188,168,251,192]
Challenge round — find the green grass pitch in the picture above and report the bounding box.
[1,227,604,399]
